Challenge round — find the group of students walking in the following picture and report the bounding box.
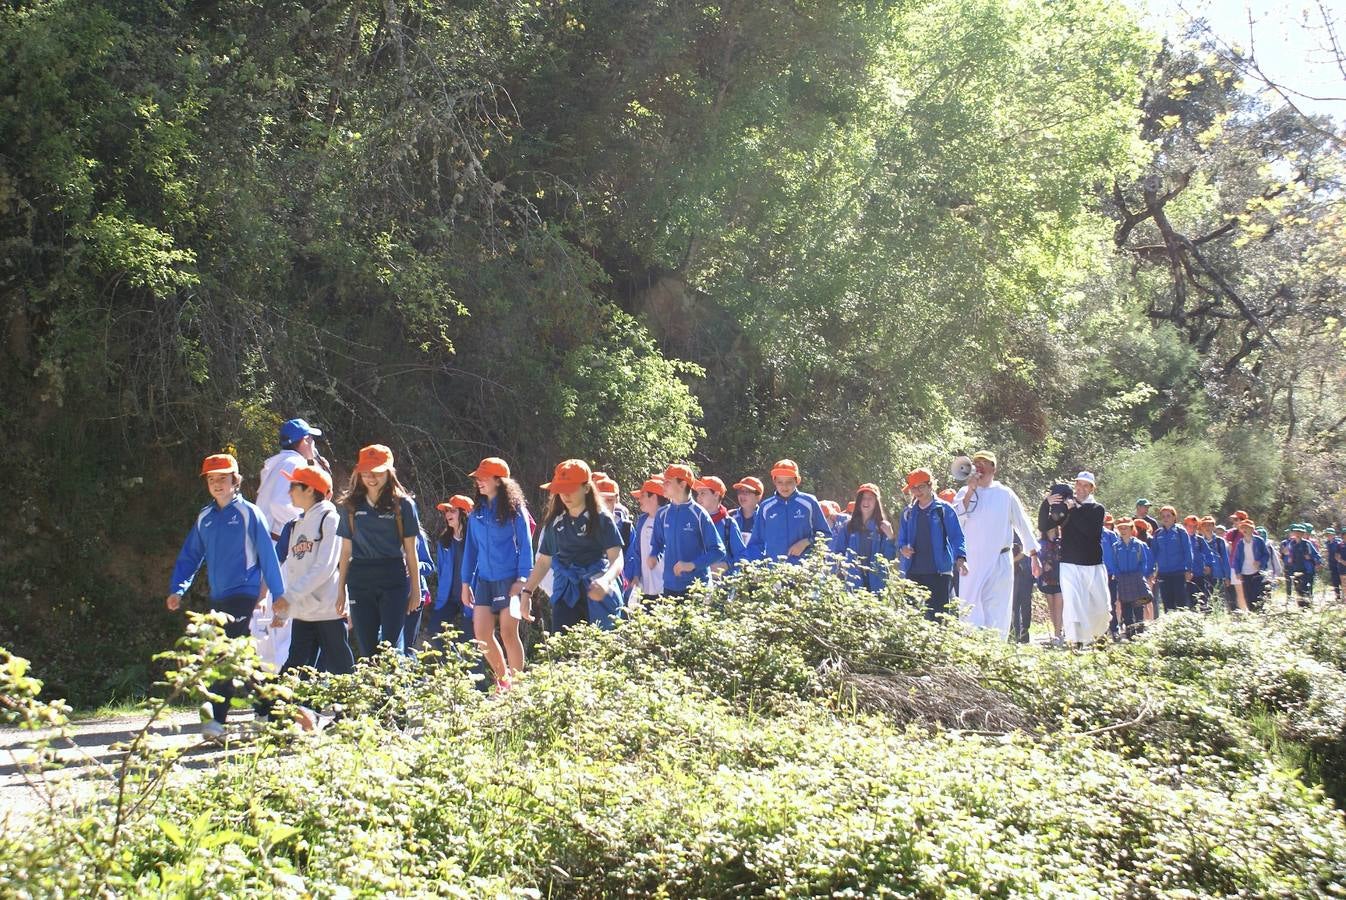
[165,420,1345,733]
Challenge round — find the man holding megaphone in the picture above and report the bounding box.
[951,451,1039,638]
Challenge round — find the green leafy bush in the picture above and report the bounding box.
[6,563,1346,896]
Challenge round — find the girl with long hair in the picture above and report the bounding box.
[335,444,422,658]
[832,483,897,591]
[426,494,473,652]
[461,457,534,690]
[520,459,625,633]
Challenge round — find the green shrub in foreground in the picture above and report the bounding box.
[5,562,1346,897]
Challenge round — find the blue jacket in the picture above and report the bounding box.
[745,491,830,563]
[1287,539,1322,575]
[830,519,897,590]
[461,496,534,583]
[714,512,748,569]
[1104,538,1154,577]
[550,558,622,629]
[1190,534,1211,576]
[1232,535,1271,572]
[416,533,434,594]
[895,500,967,576]
[1327,538,1344,575]
[730,507,759,541]
[1206,535,1231,580]
[651,501,726,593]
[433,535,471,613]
[1151,525,1193,575]
[623,508,667,584]
[169,495,286,601]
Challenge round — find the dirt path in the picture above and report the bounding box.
[0,710,255,829]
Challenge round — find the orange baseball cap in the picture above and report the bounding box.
[733,476,764,496]
[856,483,882,500]
[354,444,395,474]
[905,469,933,489]
[200,453,239,476]
[820,500,840,515]
[845,501,855,514]
[1183,514,1199,525]
[937,488,956,502]
[469,457,510,480]
[770,459,802,483]
[1233,510,1248,521]
[283,462,332,496]
[594,475,620,497]
[1133,519,1151,535]
[663,464,697,486]
[1200,515,1216,525]
[1238,518,1256,529]
[632,476,665,498]
[1115,517,1134,528]
[542,459,592,494]
[695,476,727,496]
[437,494,474,513]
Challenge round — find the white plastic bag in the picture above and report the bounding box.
[250,596,293,673]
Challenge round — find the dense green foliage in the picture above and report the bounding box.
[6,561,1346,896]
[1,1,1342,703]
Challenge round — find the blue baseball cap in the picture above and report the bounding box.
[279,418,322,447]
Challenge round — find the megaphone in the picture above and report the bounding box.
[949,455,974,482]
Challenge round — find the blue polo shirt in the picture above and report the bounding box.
[539,508,623,568]
[337,496,420,560]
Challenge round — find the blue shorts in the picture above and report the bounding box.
[476,577,515,613]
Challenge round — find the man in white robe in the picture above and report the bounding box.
[952,451,1039,638]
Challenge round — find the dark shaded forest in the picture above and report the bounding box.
[2,0,1342,703]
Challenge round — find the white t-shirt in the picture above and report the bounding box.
[1240,538,1263,575]
[639,516,664,597]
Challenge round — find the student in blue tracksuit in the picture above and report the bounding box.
[624,477,668,601]
[694,476,748,576]
[1326,527,1344,602]
[336,444,423,660]
[1101,514,1120,636]
[648,464,726,597]
[167,453,287,737]
[1151,506,1194,612]
[1287,524,1323,608]
[896,469,968,620]
[832,483,897,592]
[427,495,474,651]
[521,459,626,633]
[1201,518,1233,609]
[1232,519,1272,610]
[461,456,534,689]
[1183,515,1212,609]
[730,477,765,545]
[744,460,830,563]
[401,529,435,654]
[1281,531,1294,600]
[1104,518,1154,637]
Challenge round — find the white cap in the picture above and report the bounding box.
[1075,471,1096,485]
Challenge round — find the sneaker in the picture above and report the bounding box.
[202,720,226,740]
